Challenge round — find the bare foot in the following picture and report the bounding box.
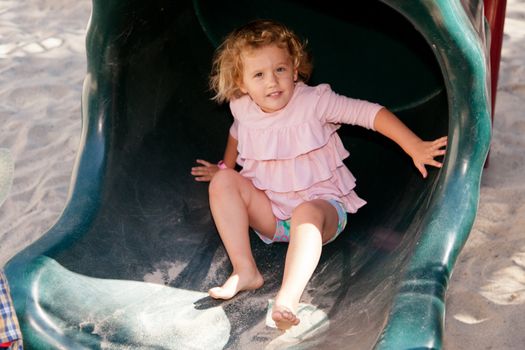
[272,304,300,330]
[208,269,264,300]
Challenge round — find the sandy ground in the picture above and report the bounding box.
[0,1,524,349]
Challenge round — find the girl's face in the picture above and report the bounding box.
[239,44,298,113]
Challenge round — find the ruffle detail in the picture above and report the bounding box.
[236,118,341,160]
[239,135,351,192]
[265,179,367,220]
[229,82,377,220]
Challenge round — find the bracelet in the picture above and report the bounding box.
[217,160,228,169]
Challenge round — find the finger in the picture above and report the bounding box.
[416,163,428,178]
[191,167,206,175]
[431,149,447,157]
[431,143,446,152]
[433,137,448,148]
[192,165,216,173]
[196,159,212,167]
[194,176,211,182]
[426,159,443,168]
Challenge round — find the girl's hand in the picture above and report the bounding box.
[191,159,219,182]
[410,136,448,178]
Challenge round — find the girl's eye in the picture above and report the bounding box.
[254,72,263,78]
[276,67,286,73]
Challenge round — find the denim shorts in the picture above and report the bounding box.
[254,199,347,245]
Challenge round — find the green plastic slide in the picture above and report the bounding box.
[6,0,491,348]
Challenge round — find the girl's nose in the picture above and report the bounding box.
[267,72,278,86]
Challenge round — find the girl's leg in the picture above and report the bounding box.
[208,169,276,300]
[272,199,339,330]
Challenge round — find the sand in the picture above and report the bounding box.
[0,1,524,349]
[443,1,525,348]
[0,0,88,263]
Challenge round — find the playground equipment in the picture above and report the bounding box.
[6,0,498,348]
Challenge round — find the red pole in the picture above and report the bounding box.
[483,0,507,167]
[484,0,507,118]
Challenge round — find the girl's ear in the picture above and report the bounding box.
[237,78,248,94]
[239,83,248,94]
[293,68,298,82]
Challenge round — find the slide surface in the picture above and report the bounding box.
[6,1,492,349]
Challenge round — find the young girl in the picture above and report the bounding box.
[191,19,447,331]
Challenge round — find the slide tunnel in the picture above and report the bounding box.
[5,0,492,349]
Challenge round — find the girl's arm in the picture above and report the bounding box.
[191,134,238,182]
[222,134,238,168]
[373,108,447,178]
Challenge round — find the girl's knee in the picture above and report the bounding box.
[292,201,325,223]
[209,169,241,196]
[291,200,338,235]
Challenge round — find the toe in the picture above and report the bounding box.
[272,306,300,330]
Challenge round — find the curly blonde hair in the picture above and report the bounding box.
[209,19,312,104]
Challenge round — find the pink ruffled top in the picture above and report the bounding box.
[229,82,383,220]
